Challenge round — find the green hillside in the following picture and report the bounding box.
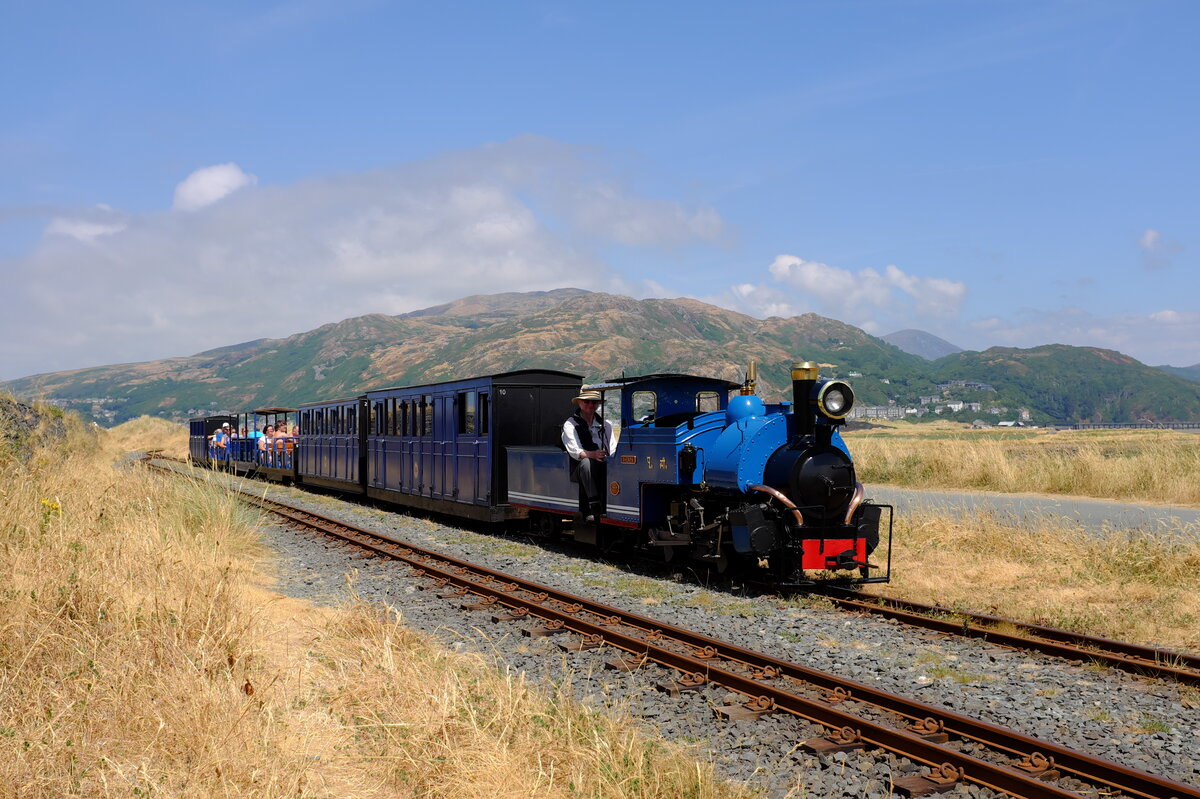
[3,290,1198,425]
[932,346,1200,424]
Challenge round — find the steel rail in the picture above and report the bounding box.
[223,486,1198,799]
[822,588,1200,685]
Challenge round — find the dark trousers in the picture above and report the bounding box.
[575,457,607,515]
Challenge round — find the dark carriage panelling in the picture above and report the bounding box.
[363,370,582,518]
[296,396,367,494]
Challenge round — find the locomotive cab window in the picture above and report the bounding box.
[696,391,720,413]
[632,390,657,423]
[602,391,621,438]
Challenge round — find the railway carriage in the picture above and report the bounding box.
[231,407,297,481]
[363,370,580,521]
[297,397,367,493]
[188,415,236,464]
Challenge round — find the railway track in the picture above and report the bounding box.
[150,460,1195,799]
[819,588,1200,687]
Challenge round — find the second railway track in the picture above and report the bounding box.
[819,589,1200,686]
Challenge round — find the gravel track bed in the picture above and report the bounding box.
[197,468,1200,797]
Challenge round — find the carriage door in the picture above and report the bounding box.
[432,394,452,500]
[454,390,481,506]
[476,391,490,504]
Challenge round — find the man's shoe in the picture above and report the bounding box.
[583,514,596,523]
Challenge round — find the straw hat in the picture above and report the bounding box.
[572,390,602,405]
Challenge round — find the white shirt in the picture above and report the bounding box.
[562,415,618,460]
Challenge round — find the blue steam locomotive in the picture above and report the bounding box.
[189,362,890,586]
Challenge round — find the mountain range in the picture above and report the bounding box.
[3,289,1198,425]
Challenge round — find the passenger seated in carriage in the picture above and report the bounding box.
[208,422,230,458]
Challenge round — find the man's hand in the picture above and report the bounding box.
[585,449,606,462]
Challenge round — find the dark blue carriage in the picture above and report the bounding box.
[362,370,581,521]
[296,397,367,493]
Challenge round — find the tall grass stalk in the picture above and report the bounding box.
[0,417,746,798]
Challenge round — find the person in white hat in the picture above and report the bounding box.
[208,422,231,457]
[562,390,619,522]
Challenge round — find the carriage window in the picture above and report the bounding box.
[696,391,720,413]
[348,406,356,435]
[399,401,407,436]
[478,394,489,435]
[632,391,657,423]
[423,395,434,436]
[458,391,476,435]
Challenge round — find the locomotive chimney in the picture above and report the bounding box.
[791,360,819,437]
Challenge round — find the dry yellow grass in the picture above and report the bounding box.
[848,424,1200,506]
[870,510,1200,651]
[0,416,746,798]
[107,415,190,460]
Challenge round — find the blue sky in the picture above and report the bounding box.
[1,0,1196,380]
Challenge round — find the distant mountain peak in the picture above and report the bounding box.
[882,329,963,360]
[400,288,593,322]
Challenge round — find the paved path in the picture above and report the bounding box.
[866,485,1200,536]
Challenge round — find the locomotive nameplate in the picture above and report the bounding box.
[620,455,636,465]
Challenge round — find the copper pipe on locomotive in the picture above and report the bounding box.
[748,484,805,526]
[843,481,865,525]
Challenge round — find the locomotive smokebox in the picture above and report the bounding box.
[791,360,820,438]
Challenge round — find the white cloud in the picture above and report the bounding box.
[0,138,728,380]
[45,217,126,242]
[172,162,258,211]
[701,281,796,319]
[1138,227,1183,269]
[757,254,965,328]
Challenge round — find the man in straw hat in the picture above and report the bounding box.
[562,389,619,522]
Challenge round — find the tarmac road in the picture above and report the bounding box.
[866,485,1200,536]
